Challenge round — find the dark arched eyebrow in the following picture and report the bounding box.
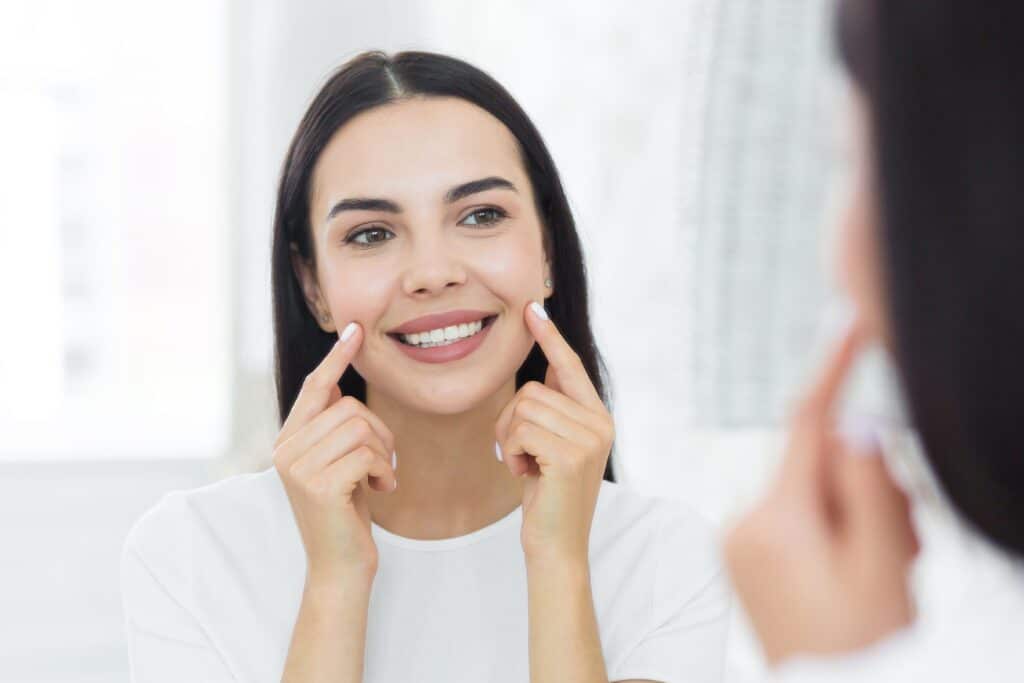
[324,176,518,225]
[444,176,518,203]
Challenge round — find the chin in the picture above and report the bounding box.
[406,376,511,416]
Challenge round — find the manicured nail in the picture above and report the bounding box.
[494,441,503,462]
[392,450,397,471]
[339,321,358,342]
[392,477,398,491]
[839,414,883,457]
[529,301,549,321]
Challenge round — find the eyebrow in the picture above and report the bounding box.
[324,176,518,225]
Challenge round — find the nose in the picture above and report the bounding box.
[400,232,467,297]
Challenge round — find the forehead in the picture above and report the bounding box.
[311,96,527,209]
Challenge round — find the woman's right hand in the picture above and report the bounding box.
[273,323,397,584]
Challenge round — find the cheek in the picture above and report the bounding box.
[837,183,887,340]
[475,236,545,303]
[320,258,395,329]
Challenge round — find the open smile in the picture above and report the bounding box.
[386,311,499,364]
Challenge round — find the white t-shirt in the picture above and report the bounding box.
[120,466,731,682]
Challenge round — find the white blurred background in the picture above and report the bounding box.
[0,0,977,681]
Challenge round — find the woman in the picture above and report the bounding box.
[725,0,1024,679]
[120,51,730,682]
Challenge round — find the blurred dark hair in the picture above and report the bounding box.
[838,0,1024,556]
[271,51,615,481]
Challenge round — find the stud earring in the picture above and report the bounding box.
[544,278,553,288]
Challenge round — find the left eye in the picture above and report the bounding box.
[460,208,506,226]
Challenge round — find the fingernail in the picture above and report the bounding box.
[392,477,398,491]
[339,321,358,342]
[529,301,549,321]
[494,441,503,462]
[392,450,397,471]
[839,414,884,457]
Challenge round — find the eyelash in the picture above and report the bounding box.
[342,206,509,248]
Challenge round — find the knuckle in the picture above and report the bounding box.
[338,395,361,412]
[522,381,544,398]
[511,421,530,441]
[348,417,372,441]
[513,399,533,419]
[354,446,377,468]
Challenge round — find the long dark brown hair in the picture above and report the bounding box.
[270,51,615,481]
[838,0,1024,555]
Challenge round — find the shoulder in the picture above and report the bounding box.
[592,480,718,556]
[122,466,287,570]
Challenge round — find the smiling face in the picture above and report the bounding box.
[292,96,553,415]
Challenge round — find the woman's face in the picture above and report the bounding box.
[295,96,552,415]
[835,87,889,346]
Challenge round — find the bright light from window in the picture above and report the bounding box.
[0,0,231,459]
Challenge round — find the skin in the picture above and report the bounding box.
[278,96,646,682]
[723,88,920,665]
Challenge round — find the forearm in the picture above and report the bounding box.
[526,553,609,683]
[282,572,373,683]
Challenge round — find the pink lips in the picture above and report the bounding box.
[387,310,497,365]
[388,309,495,335]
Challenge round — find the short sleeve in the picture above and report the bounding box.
[119,495,237,682]
[607,502,732,683]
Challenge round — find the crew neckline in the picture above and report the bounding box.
[370,504,522,551]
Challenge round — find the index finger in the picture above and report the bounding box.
[277,322,362,446]
[524,301,604,411]
[802,314,867,419]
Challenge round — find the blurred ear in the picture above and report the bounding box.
[289,242,335,333]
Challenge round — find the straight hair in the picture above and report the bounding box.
[838,0,1024,555]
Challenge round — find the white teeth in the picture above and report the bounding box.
[399,319,488,348]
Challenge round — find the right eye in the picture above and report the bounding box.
[346,226,395,247]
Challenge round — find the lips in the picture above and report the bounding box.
[387,309,496,335]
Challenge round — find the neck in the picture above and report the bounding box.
[365,378,524,540]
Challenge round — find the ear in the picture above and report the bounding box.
[289,242,335,333]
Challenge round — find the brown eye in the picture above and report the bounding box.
[347,226,394,246]
[460,207,507,226]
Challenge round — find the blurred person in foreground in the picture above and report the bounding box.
[724,0,1024,680]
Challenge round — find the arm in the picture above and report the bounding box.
[281,569,375,683]
[526,553,609,683]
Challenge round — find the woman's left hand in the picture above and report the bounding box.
[495,301,614,564]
